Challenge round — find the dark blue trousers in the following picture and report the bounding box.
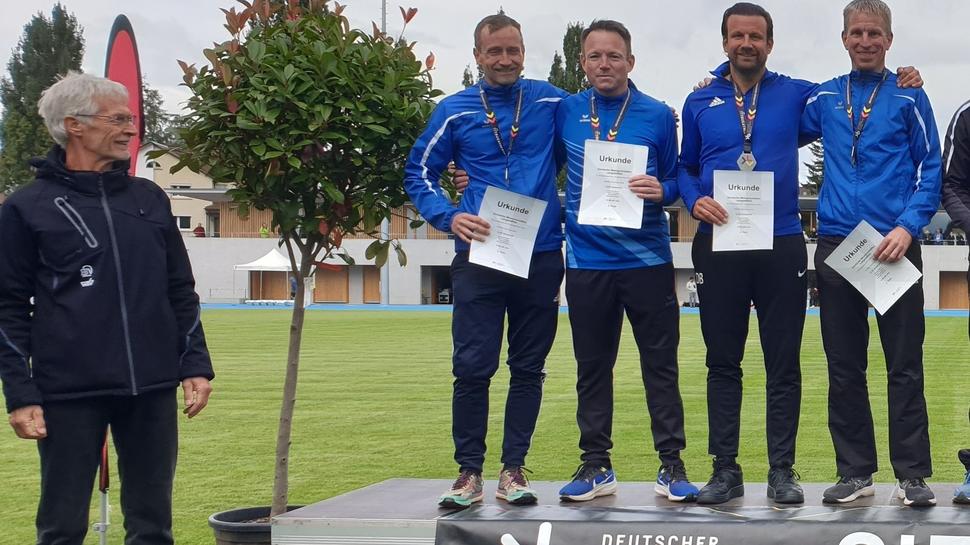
[450,250,564,473]
[35,390,178,545]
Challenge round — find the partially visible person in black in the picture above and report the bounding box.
[0,72,214,545]
[942,97,970,505]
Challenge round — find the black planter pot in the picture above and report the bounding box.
[208,506,303,545]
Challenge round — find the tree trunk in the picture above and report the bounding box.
[270,252,308,517]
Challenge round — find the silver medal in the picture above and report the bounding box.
[737,152,757,171]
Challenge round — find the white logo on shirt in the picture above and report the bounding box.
[80,264,95,288]
[708,97,725,108]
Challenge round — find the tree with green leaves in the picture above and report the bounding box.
[547,21,586,94]
[461,64,475,88]
[143,79,184,148]
[803,140,824,194]
[0,3,84,193]
[166,0,440,517]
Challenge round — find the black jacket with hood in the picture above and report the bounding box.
[0,146,214,412]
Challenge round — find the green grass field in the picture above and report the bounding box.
[1,309,968,543]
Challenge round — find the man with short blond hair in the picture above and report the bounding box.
[801,0,941,506]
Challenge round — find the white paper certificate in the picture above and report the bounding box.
[823,220,921,314]
[712,170,774,252]
[469,186,548,278]
[578,140,648,229]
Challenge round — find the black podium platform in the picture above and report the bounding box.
[272,479,970,545]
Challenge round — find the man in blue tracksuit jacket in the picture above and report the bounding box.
[402,13,566,509]
[678,2,815,505]
[553,20,698,504]
[800,0,941,507]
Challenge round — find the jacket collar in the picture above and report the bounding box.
[479,77,524,98]
[590,80,639,107]
[711,61,778,86]
[31,146,132,195]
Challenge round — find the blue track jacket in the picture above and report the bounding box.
[403,78,567,253]
[801,70,942,238]
[678,62,816,237]
[557,82,679,269]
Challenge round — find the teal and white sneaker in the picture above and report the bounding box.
[497,466,538,505]
[655,463,699,502]
[438,470,484,509]
[558,463,617,502]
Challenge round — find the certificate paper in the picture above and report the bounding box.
[578,140,648,229]
[469,186,548,278]
[712,170,774,252]
[823,220,922,314]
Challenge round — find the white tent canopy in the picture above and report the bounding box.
[234,249,292,272]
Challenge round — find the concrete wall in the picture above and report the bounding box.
[183,238,970,309]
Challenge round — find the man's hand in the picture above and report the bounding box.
[873,226,913,262]
[694,77,714,91]
[9,405,46,439]
[629,174,664,203]
[451,165,469,194]
[181,377,213,418]
[896,66,923,88]
[692,196,728,225]
[451,212,490,243]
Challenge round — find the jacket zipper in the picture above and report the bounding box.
[98,177,138,395]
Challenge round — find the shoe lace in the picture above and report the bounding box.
[836,475,867,487]
[505,466,532,487]
[900,477,927,489]
[662,464,689,482]
[774,467,800,481]
[570,463,604,482]
[453,470,478,489]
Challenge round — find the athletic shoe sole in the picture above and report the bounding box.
[767,485,805,504]
[954,492,970,504]
[654,483,698,502]
[496,490,538,505]
[696,484,744,505]
[560,480,618,502]
[438,493,483,510]
[822,485,875,504]
[896,488,936,507]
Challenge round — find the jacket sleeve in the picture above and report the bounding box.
[896,91,943,237]
[160,194,214,381]
[403,102,461,233]
[942,106,970,229]
[0,202,43,412]
[676,97,703,214]
[659,107,680,206]
[799,90,824,145]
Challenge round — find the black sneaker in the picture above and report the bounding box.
[767,466,804,504]
[822,475,875,503]
[897,477,936,507]
[697,462,744,505]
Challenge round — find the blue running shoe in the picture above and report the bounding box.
[655,464,699,502]
[559,463,617,502]
[956,449,970,505]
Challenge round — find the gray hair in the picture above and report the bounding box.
[37,72,128,147]
[843,0,892,35]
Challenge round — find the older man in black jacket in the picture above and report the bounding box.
[0,72,214,545]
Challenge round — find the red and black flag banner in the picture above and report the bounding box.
[104,15,144,176]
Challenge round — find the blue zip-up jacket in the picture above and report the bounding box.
[0,147,214,413]
[403,78,567,252]
[801,70,942,238]
[557,82,679,269]
[678,62,816,237]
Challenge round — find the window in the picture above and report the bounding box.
[146,160,161,169]
[170,184,191,190]
[175,216,191,230]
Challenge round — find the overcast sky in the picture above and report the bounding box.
[4,1,970,178]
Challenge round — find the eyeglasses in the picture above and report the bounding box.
[74,113,138,126]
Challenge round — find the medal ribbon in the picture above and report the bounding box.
[733,79,761,155]
[845,69,889,166]
[589,88,633,141]
[478,83,524,160]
